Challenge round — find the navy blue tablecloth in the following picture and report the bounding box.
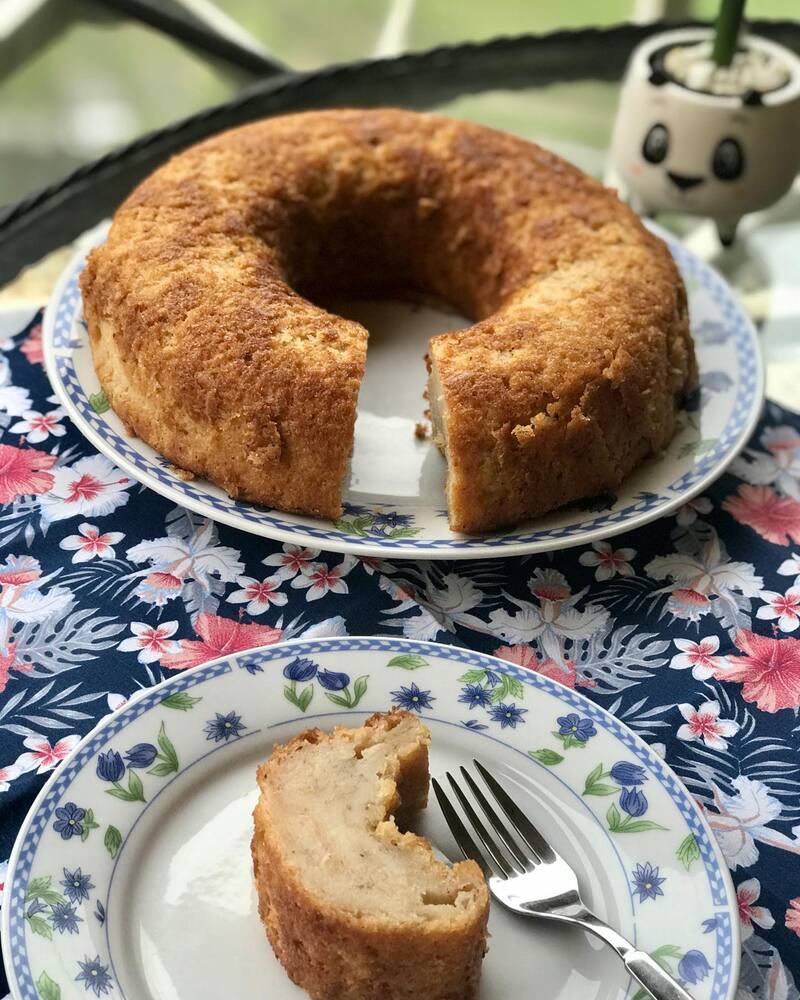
[1,309,799,995]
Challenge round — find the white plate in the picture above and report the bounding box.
[3,637,738,1000]
[44,224,763,559]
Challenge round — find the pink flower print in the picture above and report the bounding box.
[118,621,180,664]
[723,484,800,546]
[786,897,800,938]
[227,576,287,615]
[676,700,739,750]
[578,541,635,581]
[736,878,774,941]
[14,735,80,775]
[0,444,56,504]
[161,613,283,670]
[20,323,43,364]
[10,408,66,444]
[676,496,713,527]
[669,637,729,679]
[757,588,800,633]
[715,629,800,713]
[263,545,320,582]
[493,644,595,689]
[59,523,124,563]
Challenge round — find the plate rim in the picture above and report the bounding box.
[43,225,765,560]
[2,634,741,1000]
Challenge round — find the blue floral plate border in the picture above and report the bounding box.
[2,637,738,1000]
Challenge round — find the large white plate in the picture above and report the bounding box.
[2,637,738,1000]
[44,224,763,559]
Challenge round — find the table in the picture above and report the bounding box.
[0,299,798,997]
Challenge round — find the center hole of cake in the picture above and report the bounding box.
[326,297,470,499]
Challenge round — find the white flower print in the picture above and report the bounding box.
[704,775,800,870]
[10,407,66,443]
[14,734,80,775]
[756,588,800,633]
[645,532,762,624]
[676,496,713,526]
[578,541,635,581]
[0,354,31,416]
[263,544,320,582]
[227,575,287,614]
[39,454,131,523]
[777,552,800,590]
[291,557,356,602]
[676,700,739,750]
[489,568,609,667]
[737,878,775,941]
[127,517,243,606]
[59,522,124,563]
[669,636,729,679]
[730,424,800,500]
[301,615,349,638]
[118,621,180,663]
[107,693,128,712]
[0,763,20,792]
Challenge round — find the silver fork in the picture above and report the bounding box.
[432,760,695,1000]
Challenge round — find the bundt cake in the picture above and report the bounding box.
[251,710,489,1000]
[80,108,696,533]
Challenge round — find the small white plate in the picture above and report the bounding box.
[3,637,738,1000]
[44,224,763,559]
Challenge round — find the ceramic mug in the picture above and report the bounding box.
[610,27,800,244]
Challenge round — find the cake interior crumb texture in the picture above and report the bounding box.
[251,710,489,1000]
[79,108,696,533]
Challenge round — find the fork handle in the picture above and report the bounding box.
[624,951,695,1000]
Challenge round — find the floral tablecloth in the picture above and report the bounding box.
[0,308,799,997]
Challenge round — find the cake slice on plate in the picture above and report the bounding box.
[251,710,489,1000]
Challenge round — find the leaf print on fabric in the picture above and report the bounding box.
[38,455,131,523]
[161,613,282,670]
[723,484,800,546]
[738,933,799,1000]
[0,444,55,503]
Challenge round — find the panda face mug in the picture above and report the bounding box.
[611,28,800,245]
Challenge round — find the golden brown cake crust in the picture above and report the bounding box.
[251,711,489,1000]
[80,108,695,527]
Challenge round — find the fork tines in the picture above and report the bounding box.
[432,760,557,879]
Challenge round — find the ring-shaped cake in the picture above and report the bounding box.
[80,108,696,533]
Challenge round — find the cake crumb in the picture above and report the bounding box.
[169,464,196,481]
[415,422,430,440]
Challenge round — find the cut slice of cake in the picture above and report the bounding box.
[251,710,489,1000]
